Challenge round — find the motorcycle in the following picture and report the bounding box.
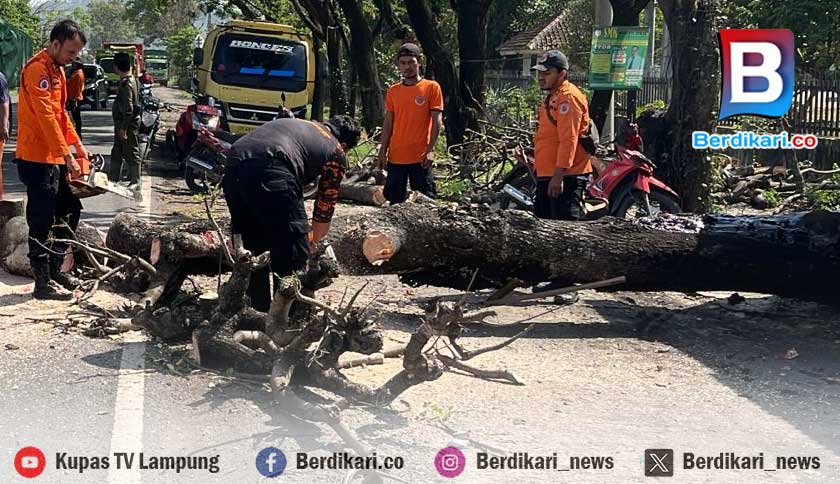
[499,143,681,219]
[182,93,319,197]
[138,95,162,163]
[167,94,224,167]
[139,82,153,100]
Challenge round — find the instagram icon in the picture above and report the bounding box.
[435,447,466,478]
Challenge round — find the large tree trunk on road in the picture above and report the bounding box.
[326,205,840,301]
[106,207,840,302]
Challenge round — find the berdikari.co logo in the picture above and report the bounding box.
[693,29,817,150]
[718,29,794,120]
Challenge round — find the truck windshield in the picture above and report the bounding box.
[82,66,98,80]
[211,33,307,92]
[100,58,114,74]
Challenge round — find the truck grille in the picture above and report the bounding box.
[226,103,277,124]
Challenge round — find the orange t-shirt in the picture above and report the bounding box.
[384,78,444,164]
[534,79,592,177]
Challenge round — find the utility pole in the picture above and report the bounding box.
[645,0,656,75]
[594,0,614,143]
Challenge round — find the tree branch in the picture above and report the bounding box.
[290,0,325,39]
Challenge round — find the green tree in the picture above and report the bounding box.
[36,5,91,48]
[87,0,139,50]
[0,0,39,41]
[165,25,200,86]
[487,0,565,53]
[721,0,839,71]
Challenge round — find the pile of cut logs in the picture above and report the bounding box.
[716,162,840,210]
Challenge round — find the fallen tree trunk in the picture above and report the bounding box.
[339,180,386,206]
[327,205,840,301]
[105,207,840,301]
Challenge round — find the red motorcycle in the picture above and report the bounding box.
[499,144,681,219]
[183,101,319,198]
[165,94,225,169]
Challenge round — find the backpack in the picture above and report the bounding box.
[544,94,600,155]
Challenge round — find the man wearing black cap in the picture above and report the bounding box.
[525,50,594,306]
[525,50,593,221]
[377,43,444,204]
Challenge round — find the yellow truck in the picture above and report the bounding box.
[193,19,315,134]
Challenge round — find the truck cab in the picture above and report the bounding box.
[145,48,169,86]
[97,43,145,96]
[194,19,315,134]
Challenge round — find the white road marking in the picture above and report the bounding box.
[139,173,154,220]
[107,331,146,484]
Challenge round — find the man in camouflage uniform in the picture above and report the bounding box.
[109,52,140,189]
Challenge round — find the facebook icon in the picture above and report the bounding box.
[256,447,287,478]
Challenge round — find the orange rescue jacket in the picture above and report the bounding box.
[533,79,592,177]
[67,67,85,101]
[15,49,80,165]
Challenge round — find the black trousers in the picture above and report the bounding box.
[534,174,589,220]
[383,162,437,204]
[16,160,82,266]
[223,161,310,312]
[110,127,141,184]
[67,103,82,141]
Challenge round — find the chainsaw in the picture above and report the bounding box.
[68,154,138,200]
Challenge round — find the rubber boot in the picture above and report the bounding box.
[50,255,82,291]
[32,258,73,301]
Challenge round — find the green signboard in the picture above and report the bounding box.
[588,26,649,90]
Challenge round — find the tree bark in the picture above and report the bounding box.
[105,206,840,302]
[404,0,476,146]
[311,35,326,121]
[655,0,720,212]
[326,17,349,115]
[339,181,387,206]
[335,0,385,131]
[451,0,493,111]
[325,204,840,302]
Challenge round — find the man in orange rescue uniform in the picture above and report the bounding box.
[66,59,85,139]
[15,20,91,300]
[529,50,592,221]
[377,43,443,204]
[527,50,594,306]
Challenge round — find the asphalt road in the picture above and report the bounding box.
[1,89,839,484]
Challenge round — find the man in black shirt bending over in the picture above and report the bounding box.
[223,115,361,311]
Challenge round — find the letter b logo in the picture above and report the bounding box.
[718,29,794,120]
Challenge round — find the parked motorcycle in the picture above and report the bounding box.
[139,82,153,100]
[182,93,318,197]
[138,95,162,162]
[499,144,681,219]
[166,95,225,167]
